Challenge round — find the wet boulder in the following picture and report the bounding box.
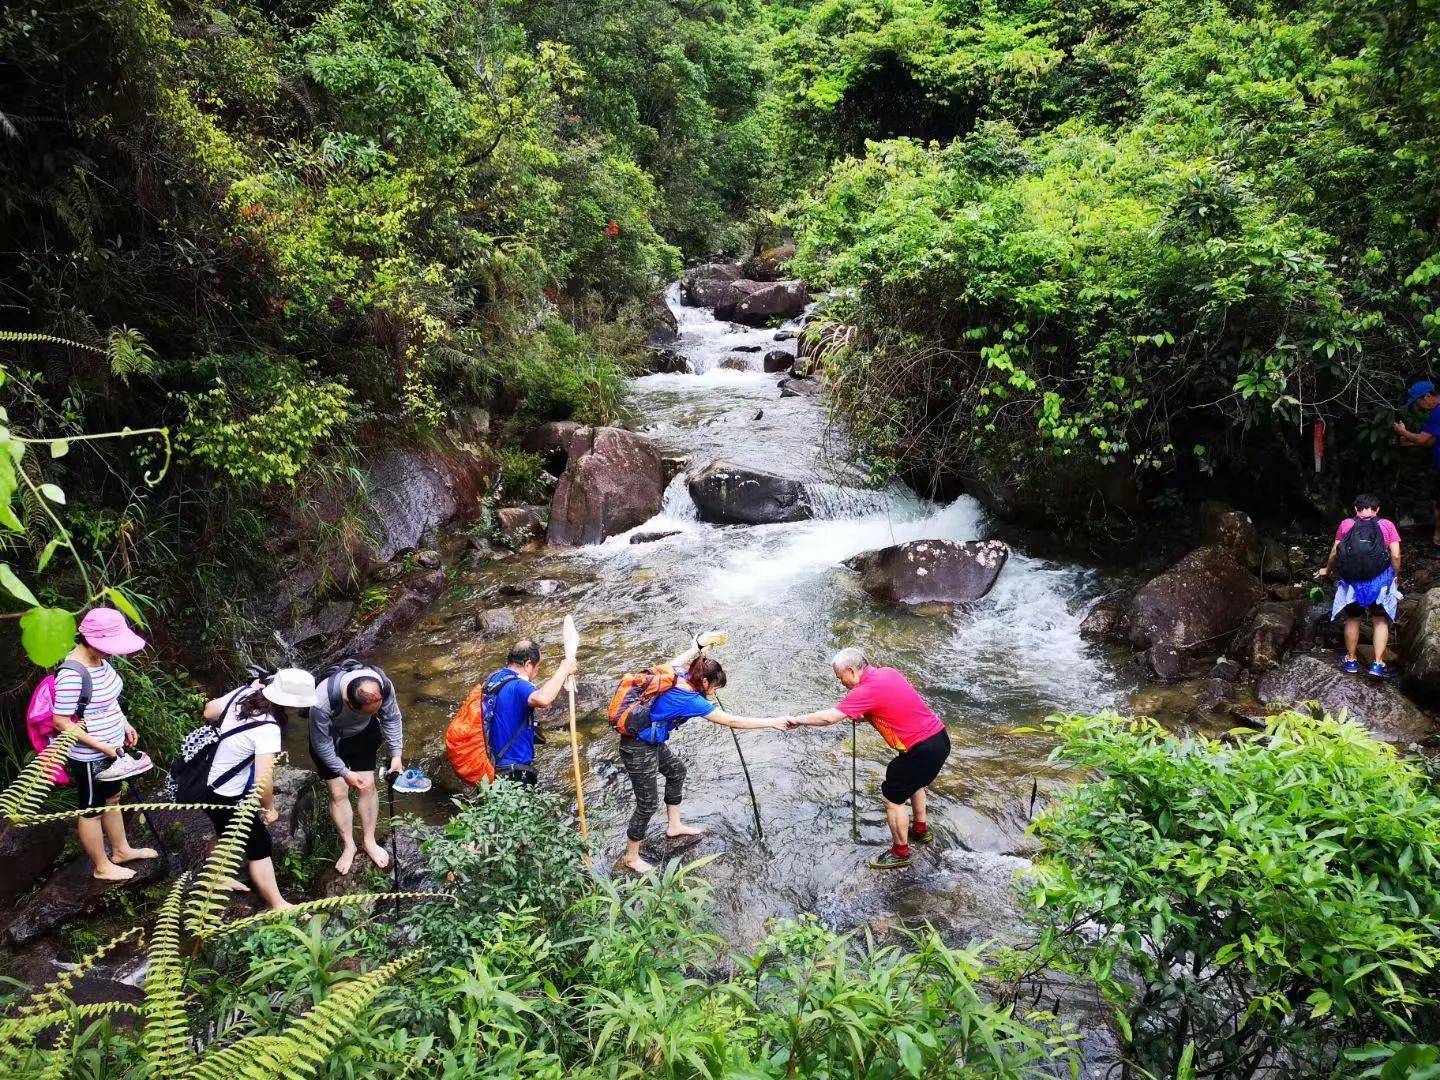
[722,281,811,327]
[642,347,688,375]
[1128,546,1266,681]
[0,819,67,904]
[548,428,665,546]
[1079,597,1129,642]
[341,567,448,656]
[1200,501,1262,570]
[1257,654,1436,745]
[645,292,678,345]
[709,279,767,319]
[496,506,546,545]
[763,350,794,373]
[681,262,745,307]
[1245,600,1299,669]
[779,376,821,398]
[688,461,812,525]
[474,607,517,638]
[744,242,796,282]
[1397,586,1440,692]
[630,529,681,545]
[8,850,168,947]
[719,355,752,371]
[522,420,590,476]
[845,539,1009,606]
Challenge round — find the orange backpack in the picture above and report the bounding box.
[607,664,680,737]
[445,682,495,785]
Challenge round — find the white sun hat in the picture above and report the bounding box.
[262,667,317,709]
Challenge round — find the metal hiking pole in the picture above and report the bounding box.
[851,722,859,842]
[716,694,763,841]
[126,777,169,867]
[384,763,400,918]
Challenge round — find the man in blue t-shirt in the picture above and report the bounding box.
[482,638,578,785]
[1394,380,1440,548]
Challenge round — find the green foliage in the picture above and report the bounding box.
[111,656,205,764]
[408,783,587,968]
[1029,708,1440,1077]
[0,769,422,1078]
[178,367,353,489]
[784,0,1440,514]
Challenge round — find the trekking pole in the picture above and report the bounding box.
[384,762,400,919]
[126,776,170,867]
[563,616,590,869]
[850,723,859,842]
[716,694,764,841]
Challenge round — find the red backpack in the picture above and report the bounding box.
[607,665,680,737]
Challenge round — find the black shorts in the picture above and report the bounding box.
[496,765,539,786]
[309,717,383,780]
[74,759,122,810]
[203,793,273,862]
[881,729,951,805]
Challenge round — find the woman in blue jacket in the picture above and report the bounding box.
[619,634,788,874]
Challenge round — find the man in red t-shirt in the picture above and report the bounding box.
[790,648,951,869]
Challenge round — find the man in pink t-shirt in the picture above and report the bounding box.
[1316,492,1402,677]
[790,648,951,870]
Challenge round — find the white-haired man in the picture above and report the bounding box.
[789,648,950,869]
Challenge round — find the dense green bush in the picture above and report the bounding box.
[1029,708,1440,1078]
[782,0,1440,518]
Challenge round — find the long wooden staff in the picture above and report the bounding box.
[563,615,589,868]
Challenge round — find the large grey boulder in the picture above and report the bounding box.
[1258,654,1436,745]
[688,461,812,525]
[0,819,67,904]
[548,428,664,546]
[1128,546,1266,680]
[681,262,745,307]
[1200,501,1262,570]
[744,242,796,282]
[1397,586,1440,691]
[719,280,811,326]
[1245,600,1299,669]
[845,539,1008,606]
[522,419,589,476]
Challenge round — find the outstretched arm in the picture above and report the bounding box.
[789,707,849,728]
[707,708,788,731]
[529,657,578,709]
[669,630,726,671]
[1394,421,1437,447]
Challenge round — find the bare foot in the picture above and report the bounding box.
[112,846,158,863]
[665,824,703,838]
[335,845,358,876]
[364,839,391,870]
[224,878,251,893]
[268,898,295,913]
[621,856,654,875]
[93,863,136,882]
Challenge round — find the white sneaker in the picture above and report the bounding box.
[96,751,153,782]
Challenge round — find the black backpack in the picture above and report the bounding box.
[162,687,274,803]
[1335,518,1391,583]
[320,659,395,715]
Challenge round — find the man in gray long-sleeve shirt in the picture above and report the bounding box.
[307,663,404,875]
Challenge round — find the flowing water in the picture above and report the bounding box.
[352,283,1133,952]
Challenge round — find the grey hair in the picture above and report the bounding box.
[831,647,869,672]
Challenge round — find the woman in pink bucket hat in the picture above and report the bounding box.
[52,607,158,881]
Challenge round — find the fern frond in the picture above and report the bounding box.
[14,926,143,1027]
[185,777,266,937]
[204,893,454,939]
[0,728,79,822]
[0,330,106,354]
[144,874,196,1078]
[12,800,232,825]
[37,1015,74,1080]
[186,951,424,1080]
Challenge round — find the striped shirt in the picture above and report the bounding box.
[53,659,127,763]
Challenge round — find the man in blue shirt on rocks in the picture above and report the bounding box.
[482,638,577,785]
[1394,380,1440,548]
